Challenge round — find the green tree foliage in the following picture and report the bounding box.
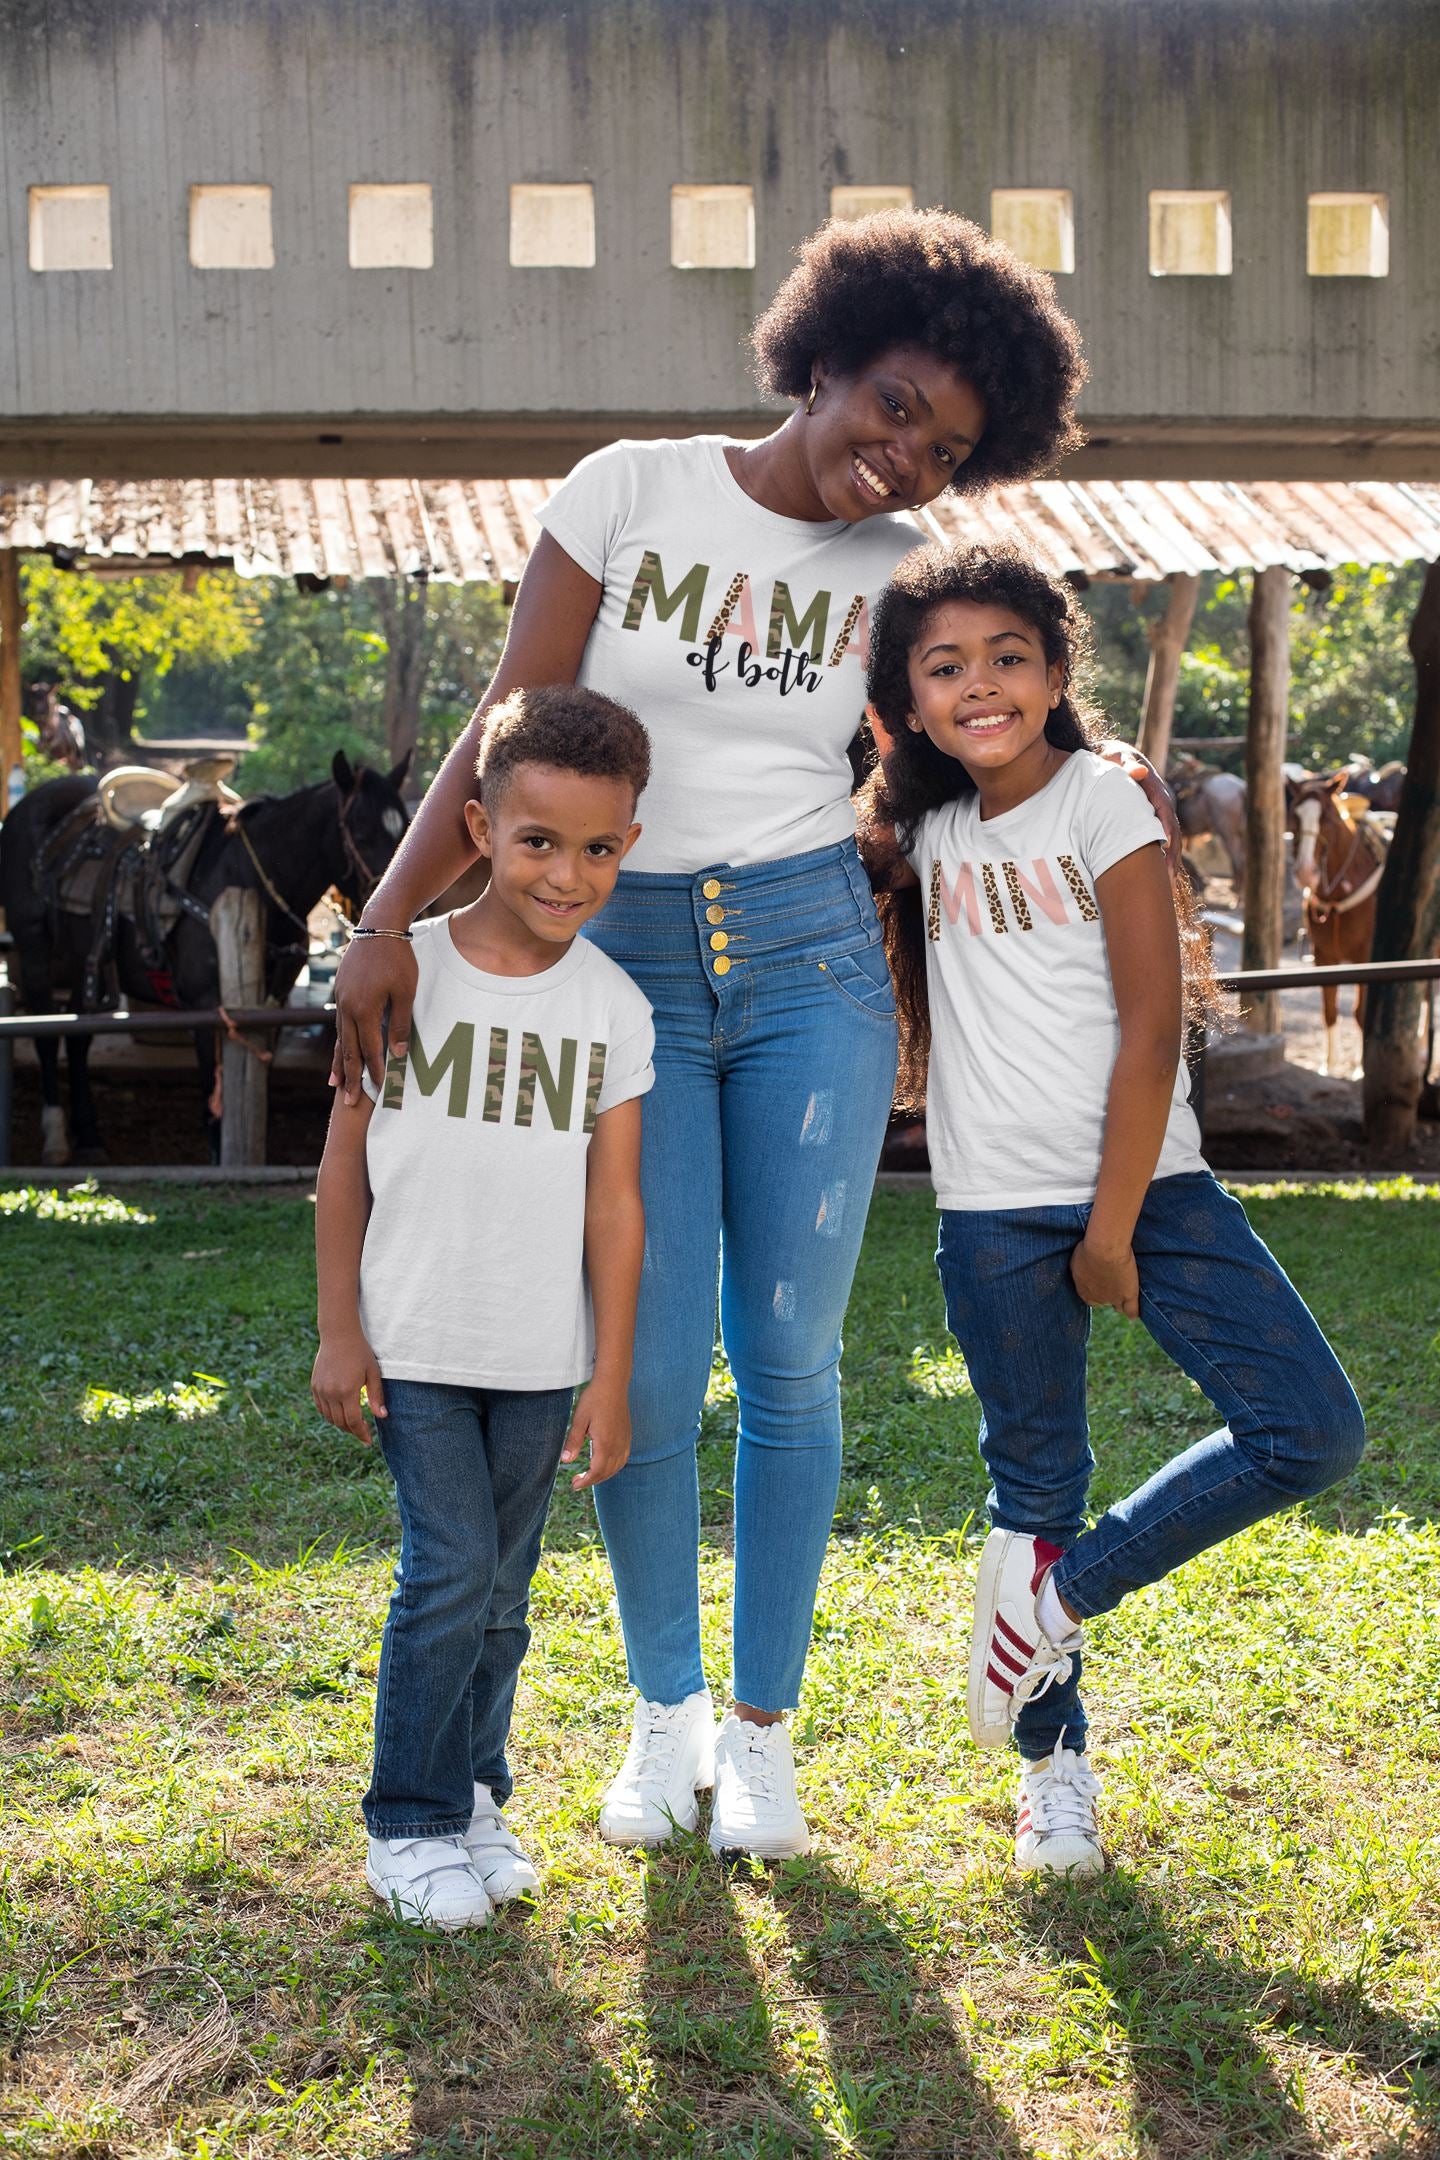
[148,576,507,795]
[1082,563,1425,772]
[19,561,259,768]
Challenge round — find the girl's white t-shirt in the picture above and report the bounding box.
[536,435,920,873]
[359,916,654,1389]
[906,752,1206,1210]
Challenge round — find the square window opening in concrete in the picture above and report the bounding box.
[190,184,274,269]
[830,185,914,221]
[509,183,595,268]
[1148,190,1232,276]
[1308,192,1389,277]
[349,183,434,269]
[671,184,755,269]
[991,188,1075,273]
[29,185,112,271]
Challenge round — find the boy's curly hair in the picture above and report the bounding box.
[750,207,1087,492]
[856,543,1220,1108]
[476,684,651,806]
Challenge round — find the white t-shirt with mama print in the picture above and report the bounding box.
[906,752,1205,1210]
[536,435,919,873]
[359,916,654,1389]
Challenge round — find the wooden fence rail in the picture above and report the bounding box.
[0,959,1436,1173]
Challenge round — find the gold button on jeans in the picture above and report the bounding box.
[713,955,731,975]
[706,905,726,925]
[702,878,722,899]
[709,931,729,951]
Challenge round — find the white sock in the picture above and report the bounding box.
[1036,1567,1080,1646]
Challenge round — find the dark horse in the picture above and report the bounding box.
[0,750,410,1163]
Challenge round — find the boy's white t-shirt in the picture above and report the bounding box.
[906,752,1205,1210]
[359,916,654,1389]
[535,435,920,872]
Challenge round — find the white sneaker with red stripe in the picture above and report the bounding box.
[967,1529,1082,1749]
[1015,1742,1104,1876]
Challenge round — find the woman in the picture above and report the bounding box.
[332,208,1152,1861]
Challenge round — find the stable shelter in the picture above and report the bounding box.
[2,0,1438,1145]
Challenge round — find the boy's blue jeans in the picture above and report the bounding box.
[936,1172,1365,1760]
[583,838,898,1712]
[363,1378,571,1838]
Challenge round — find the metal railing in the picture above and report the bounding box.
[0,959,1437,1173]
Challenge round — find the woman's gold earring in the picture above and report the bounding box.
[805,382,819,415]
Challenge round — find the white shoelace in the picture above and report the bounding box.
[625,1701,688,1791]
[1010,1636,1078,1715]
[1026,1742,1101,1840]
[728,1723,788,1809]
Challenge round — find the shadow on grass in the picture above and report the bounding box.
[634,1845,1032,2160]
[1014,1867,1440,2158]
[349,1903,639,2160]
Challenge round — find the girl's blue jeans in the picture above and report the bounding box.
[936,1171,1365,1760]
[364,1378,571,1838]
[583,837,898,1711]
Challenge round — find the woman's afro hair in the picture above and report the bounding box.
[750,206,1087,494]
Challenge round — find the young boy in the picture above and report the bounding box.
[312,685,653,1931]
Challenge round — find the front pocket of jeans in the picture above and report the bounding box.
[821,942,897,1022]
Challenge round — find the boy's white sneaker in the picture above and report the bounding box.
[968,1529,1082,1749]
[598,1691,716,1846]
[1015,1743,1104,1876]
[464,1783,540,1902]
[708,1714,812,1861]
[365,1833,493,1931]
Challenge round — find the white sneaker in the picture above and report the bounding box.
[1015,1743,1104,1876]
[598,1691,717,1846]
[365,1834,493,1930]
[708,1714,812,1860]
[464,1783,540,1902]
[968,1529,1082,1749]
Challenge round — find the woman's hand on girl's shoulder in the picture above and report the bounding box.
[854,768,918,891]
[1095,740,1183,871]
[330,932,419,1105]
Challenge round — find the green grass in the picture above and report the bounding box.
[0,1177,1437,2158]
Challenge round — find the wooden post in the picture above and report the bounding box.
[1362,557,1440,1151]
[1136,572,1200,773]
[210,887,269,1168]
[1240,566,1292,1036]
[0,549,24,819]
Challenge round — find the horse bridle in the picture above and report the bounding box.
[1294,797,1384,919]
[232,774,381,938]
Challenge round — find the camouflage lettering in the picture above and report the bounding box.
[405,1019,475,1119]
[621,550,710,643]
[482,1026,508,1122]
[381,1045,408,1109]
[765,580,831,661]
[581,1041,608,1132]
[515,1032,578,1130]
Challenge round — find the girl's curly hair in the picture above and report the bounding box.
[856,543,1220,1108]
[751,207,1087,493]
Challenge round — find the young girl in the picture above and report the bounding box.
[857,544,1365,1877]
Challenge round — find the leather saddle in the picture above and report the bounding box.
[40,757,242,1008]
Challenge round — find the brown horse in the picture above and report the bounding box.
[1286,772,1389,1077]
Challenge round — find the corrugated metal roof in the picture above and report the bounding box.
[920,479,1440,579]
[2,473,1439,583]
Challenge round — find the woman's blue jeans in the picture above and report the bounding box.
[936,1171,1366,1759]
[364,1378,571,1837]
[583,838,898,1711]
